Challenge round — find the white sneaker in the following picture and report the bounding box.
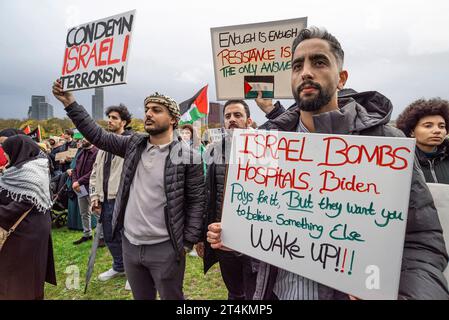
[125,280,131,291]
[98,268,125,281]
[189,250,198,257]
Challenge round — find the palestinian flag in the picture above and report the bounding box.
[22,125,31,134]
[28,125,42,142]
[179,85,209,124]
[244,75,275,99]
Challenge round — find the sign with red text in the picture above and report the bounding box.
[221,129,416,300]
[60,10,136,91]
[211,17,307,100]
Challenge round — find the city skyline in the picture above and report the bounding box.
[1,0,448,126]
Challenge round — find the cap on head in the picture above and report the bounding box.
[144,92,181,128]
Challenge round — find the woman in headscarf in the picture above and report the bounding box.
[0,135,56,300]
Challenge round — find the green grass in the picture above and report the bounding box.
[44,227,227,300]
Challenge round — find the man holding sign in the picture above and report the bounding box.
[199,100,258,300]
[52,80,205,300]
[207,27,449,300]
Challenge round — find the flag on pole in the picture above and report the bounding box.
[179,85,208,125]
[22,125,31,135]
[28,125,42,142]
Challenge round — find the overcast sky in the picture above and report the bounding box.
[1,0,448,125]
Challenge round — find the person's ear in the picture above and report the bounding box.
[247,117,253,128]
[337,70,348,90]
[410,130,415,138]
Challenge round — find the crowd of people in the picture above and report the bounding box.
[1,26,448,300]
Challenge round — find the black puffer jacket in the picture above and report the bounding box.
[202,137,229,273]
[416,139,449,184]
[254,91,449,300]
[65,102,205,257]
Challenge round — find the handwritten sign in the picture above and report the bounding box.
[210,17,307,100]
[221,129,416,300]
[60,10,136,91]
[208,128,226,143]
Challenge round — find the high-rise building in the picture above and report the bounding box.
[28,95,54,120]
[208,102,224,127]
[92,87,104,120]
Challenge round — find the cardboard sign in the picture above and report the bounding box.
[55,151,69,161]
[221,129,416,300]
[210,17,307,100]
[67,148,78,158]
[60,10,136,91]
[208,128,226,143]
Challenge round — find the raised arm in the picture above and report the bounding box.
[52,79,129,157]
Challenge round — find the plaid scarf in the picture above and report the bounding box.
[0,157,52,213]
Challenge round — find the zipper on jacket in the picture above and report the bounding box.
[428,159,439,183]
[164,143,180,260]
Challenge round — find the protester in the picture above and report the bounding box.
[207,27,449,300]
[396,98,449,184]
[198,100,258,300]
[0,129,26,172]
[72,137,98,245]
[179,123,206,175]
[52,82,205,300]
[0,135,56,299]
[90,104,132,289]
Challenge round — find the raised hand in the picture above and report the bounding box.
[255,90,275,114]
[52,79,75,108]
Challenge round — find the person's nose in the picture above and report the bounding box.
[301,61,314,81]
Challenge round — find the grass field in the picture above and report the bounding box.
[44,227,227,300]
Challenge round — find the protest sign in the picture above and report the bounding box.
[208,128,226,143]
[426,183,449,283]
[55,151,69,162]
[221,129,416,299]
[210,17,307,100]
[60,10,136,91]
[67,148,78,158]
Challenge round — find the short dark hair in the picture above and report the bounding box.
[223,100,251,118]
[179,123,194,139]
[106,104,132,126]
[291,26,345,70]
[396,98,449,137]
[64,129,74,137]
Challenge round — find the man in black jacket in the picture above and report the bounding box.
[52,83,205,300]
[199,100,258,300]
[207,26,449,300]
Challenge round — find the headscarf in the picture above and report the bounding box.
[2,135,40,168]
[0,128,25,137]
[0,135,52,213]
[144,92,181,127]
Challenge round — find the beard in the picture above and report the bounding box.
[293,81,333,112]
[145,121,171,135]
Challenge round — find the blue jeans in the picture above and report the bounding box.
[101,199,124,272]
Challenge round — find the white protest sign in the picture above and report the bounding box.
[221,129,416,300]
[208,128,226,143]
[61,10,136,91]
[211,17,307,100]
[427,183,449,283]
[426,183,449,256]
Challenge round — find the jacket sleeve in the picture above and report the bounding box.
[398,157,449,299]
[183,151,207,247]
[77,148,98,187]
[89,151,101,202]
[65,102,129,158]
[258,101,286,130]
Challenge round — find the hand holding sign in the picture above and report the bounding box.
[52,79,75,107]
[207,222,232,251]
[255,90,275,114]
